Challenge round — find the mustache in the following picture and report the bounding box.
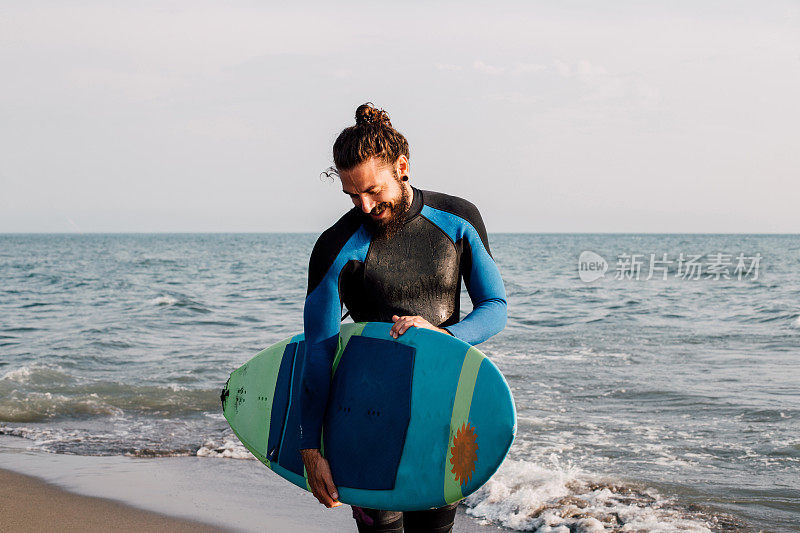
[370,202,393,215]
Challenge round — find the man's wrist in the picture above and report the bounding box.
[300,448,322,464]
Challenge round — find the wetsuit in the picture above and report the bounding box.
[299,186,507,532]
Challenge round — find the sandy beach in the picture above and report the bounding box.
[0,436,504,532]
[0,468,225,532]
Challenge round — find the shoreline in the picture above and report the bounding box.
[0,437,504,532]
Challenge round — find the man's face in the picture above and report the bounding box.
[340,157,411,238]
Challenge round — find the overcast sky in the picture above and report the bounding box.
[1,1,798,233]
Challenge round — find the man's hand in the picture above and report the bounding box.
[390,315,452,339]
[300,448,341,508]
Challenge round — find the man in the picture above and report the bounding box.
[299,104,507,532]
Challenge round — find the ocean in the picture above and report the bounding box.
[1,233,798,532]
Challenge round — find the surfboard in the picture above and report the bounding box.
[220,322,516,511]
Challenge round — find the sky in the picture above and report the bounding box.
[1,1,799,233]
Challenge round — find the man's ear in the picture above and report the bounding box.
[395,155,410,178]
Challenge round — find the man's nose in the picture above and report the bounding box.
[360,196,376,213]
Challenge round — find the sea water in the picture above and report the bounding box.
[1,233,798,531]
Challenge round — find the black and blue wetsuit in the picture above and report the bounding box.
[298,186,507,451]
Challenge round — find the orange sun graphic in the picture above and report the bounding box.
[449,422,478,486]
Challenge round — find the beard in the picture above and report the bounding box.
[363,178,412,240]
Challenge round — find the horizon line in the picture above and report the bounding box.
[2,231,800,236]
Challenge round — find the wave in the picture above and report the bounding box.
[463,459,740,532]
[19,302,53,308]
[151,295,179,306]
[0,391,126,422]
[0,364,220,422]
[0,422,254,461]
[195,438,254,460]
[149,293,212,313]
[1,364,75,385]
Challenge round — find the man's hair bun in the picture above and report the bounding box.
[328,102,409,173]
[355,103,392,128]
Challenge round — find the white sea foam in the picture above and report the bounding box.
[196,438,254,460]
[151,295,179,306]
[793,315,800,327]
[1,364,71,384]
[1,366,33,382]
[464,459,715,532]
[0,425,87,449]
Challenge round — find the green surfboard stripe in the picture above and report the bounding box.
[444,347,485,504]
[332,322,367,374]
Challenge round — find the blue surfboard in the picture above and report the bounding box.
[221,322,516,511]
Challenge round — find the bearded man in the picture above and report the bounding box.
[299,103,507,533]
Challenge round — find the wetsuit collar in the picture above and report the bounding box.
[404,185,423,223]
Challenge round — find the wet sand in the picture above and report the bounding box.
[0,468,225,532]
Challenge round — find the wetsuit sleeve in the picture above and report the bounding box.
[441,206,507,345]
[298,235,344,450]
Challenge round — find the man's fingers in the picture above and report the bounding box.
[390,316,408,338]
[316,461,339,507]
[311,480,335,507]
[325,478,340,504]
[391,316,434,338]
[324,473,339,502]
[391,316,440,338]
[392,317,410,338]
[311,484,327,505]
[397,317,419,336]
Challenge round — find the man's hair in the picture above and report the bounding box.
[328,103,410,175]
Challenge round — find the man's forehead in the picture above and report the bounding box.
[341,181,382,194]
[340,167,394,193]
